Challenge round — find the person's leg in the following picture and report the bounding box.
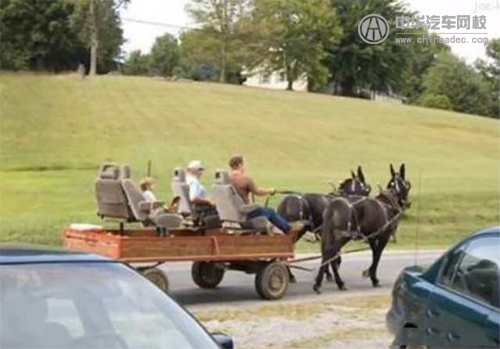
[247,207,290,232]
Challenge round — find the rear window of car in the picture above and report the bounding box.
[438,235,500,309]
[0,262,218,349]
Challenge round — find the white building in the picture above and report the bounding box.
[242,69,402,104]
[242,69,308,92]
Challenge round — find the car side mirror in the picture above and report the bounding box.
[212,332,233,349]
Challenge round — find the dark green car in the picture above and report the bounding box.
[387,227,500,348]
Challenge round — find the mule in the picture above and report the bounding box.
[277,166,371,239]
[386,163,411,243]
[313,163,411,294]
[277,166,371,282]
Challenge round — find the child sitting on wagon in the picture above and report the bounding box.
[139,177,157,202]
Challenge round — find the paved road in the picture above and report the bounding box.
[159,250,443,309]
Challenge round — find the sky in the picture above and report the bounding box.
[120,0,500,63]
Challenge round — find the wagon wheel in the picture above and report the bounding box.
[191,262,225,289]
[255,262,290,300]
[141,267,169,293]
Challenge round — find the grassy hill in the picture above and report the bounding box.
[1,73,498,249]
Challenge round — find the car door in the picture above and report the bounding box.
[484,308,500,347]
[426,234,500,347]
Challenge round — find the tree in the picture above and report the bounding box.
[69,0,127,75]
[249,0,341,91]
[186,0,252,82]
[149,33,181,77]
[326,0,414,96]
[0,0,86,71]
[401,33,450,104]
[179,29,222,81]
[475,38,500,118]
[122,50,151,76]
[420,53,492,116]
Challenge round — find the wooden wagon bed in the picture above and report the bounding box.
[63,227,294,263]
[63,226,296,300]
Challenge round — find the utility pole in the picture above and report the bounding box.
[89,0,98,76]
[219,0,228,83]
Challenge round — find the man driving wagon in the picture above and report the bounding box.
[228,154,305,235]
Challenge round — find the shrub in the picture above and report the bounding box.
[420,94,453,111]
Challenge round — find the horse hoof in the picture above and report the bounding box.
[326,275,334,282]
[313,285,321,294]
[372,281,381,288]
[362,270,370,278]
[339,284,348,291]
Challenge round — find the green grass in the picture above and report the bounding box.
[0,73,499,247]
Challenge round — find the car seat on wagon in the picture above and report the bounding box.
[212,169,270,232]
[95,163,182,230]
[171,167,196,221]
[95,163,134,221]
[171,167,221,228]
[120,165,183,230]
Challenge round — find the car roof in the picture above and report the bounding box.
[0,244,114,264]
[471,226,500,238]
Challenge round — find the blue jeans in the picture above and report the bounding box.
[247,207,290,233]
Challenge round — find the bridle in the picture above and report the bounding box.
[387,175,411,208]
[338,178,371,196]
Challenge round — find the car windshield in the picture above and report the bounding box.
[0,262,218,349]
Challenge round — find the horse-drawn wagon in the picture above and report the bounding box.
[63,162,411,299]
[63,163,299,300]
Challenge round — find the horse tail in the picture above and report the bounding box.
[322,198,350,255]
[321,200,338,254]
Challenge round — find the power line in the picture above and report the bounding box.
[121,17,199,31]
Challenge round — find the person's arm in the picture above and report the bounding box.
[248,177,275,197]
[191,196,215,206]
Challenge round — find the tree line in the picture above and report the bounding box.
[0,0,127,74]
[1,0,498,118]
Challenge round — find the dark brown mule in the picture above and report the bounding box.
[277,166,371,282]
[387,163,412,243]
[313,164,411,293]
[277,166,371,241]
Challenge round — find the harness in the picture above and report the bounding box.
[316,193,403,270]
[291,194,311,222]
[329,196,367,240]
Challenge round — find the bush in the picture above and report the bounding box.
[421,53,491,116]
[420,94,453,111]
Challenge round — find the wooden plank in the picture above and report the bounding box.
[64,235,119,259]
[121,237,213,258]
[119,252,294,263]
[63,227,295,262]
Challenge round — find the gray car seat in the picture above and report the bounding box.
[171,167,194,216]
[95,163,182,231]
[171,167,220,228]
[120,165,183,229]
[95,163,134,221]
[212,169,269,232]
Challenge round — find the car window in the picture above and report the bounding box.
[439,242,467,286]
[46,298,85,338]
[101,280,201,348]
[0,262,218,349]
[449,236,500,308]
